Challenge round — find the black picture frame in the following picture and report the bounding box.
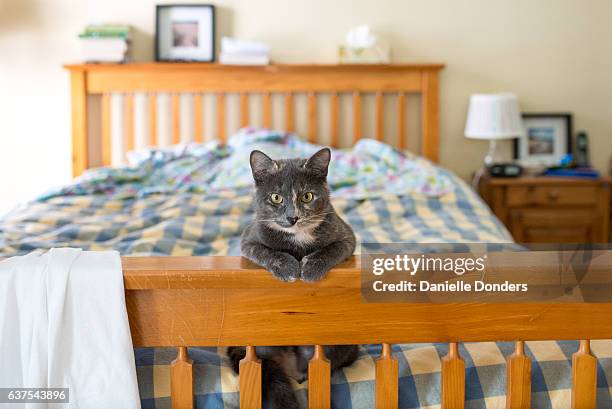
[155,4,216,62]
[513,113,573,162]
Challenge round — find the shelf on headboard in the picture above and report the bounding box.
[64,62,445,70]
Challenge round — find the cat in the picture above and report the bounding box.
[240,147,356,282]
[230,148,358,408]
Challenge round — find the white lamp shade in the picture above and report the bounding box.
[464,93,524,140]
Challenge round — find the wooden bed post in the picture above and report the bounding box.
[69,68,89,177]
[421,69,440,163]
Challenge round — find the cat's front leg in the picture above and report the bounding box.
[242,242,301,282]
[301,240,355,282]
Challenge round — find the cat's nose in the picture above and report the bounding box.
[286,216,298,225]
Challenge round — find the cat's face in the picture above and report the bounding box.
[249,148,331,231]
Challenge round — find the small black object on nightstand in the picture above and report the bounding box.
[488,163,523,178]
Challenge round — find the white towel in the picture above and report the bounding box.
[0,248,141,409]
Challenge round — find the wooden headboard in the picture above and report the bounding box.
[64,63,444,177]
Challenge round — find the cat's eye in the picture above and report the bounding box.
[301,192,314,203]
[270,193,283,204]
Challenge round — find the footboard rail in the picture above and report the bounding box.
[123,255,612,409]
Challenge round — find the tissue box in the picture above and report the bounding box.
[338,44,390,64]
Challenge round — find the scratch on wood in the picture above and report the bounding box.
[528,306,552,323]
[216,288,226,347]
[282,311,316,315]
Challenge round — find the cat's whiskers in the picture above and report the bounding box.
[299,212,333,222]
[254,218,281,223]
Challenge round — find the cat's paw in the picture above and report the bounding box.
[267,253,301,282]
[300,256,330,282]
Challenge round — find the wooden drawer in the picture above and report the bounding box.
[505,185,599,207]
[509,208,598,243]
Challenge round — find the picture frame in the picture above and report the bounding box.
[155,4,215,62]
[513,113,573,166]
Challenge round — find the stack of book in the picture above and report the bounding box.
[79,24,131,63]
[219,37,270,65]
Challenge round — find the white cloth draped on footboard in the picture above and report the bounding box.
[0,248,140,409]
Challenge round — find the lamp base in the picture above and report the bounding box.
[483,139,504,167]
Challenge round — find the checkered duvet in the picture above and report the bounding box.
[2,133,610,408]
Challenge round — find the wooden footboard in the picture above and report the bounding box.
[123,255,612,409]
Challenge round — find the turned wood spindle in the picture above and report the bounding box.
[376,343,398,409]
[506,341,531,409]
[572,340,597,409]
[239,346,262,409]
[171,346,194,409]
[308,345,331,409]
[441,342,465,409]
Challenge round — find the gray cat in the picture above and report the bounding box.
[240,148,356,282]
[232,148,358,408]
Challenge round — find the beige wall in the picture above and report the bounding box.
[1,0,611,214]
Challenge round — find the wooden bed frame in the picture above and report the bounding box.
[64,63,612,409]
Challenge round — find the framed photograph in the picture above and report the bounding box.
[155,4,215,62]
[513,113,573,166]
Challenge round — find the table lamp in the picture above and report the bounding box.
[464,93,524,167]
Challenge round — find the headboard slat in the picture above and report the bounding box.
[352,92,362,144]
[308,92,317,143]
[101,93,112,166]
[375,91,384,141]
[421,71,440,163]
[217,93,226,143]
[397,93,406,150]
[171,94,181,144]
[285,92,295,132]
[124,94,135,155]
[240,93,249,128]
[330,92,339,148]
[148,93,158,147]
[194,94,204,143]
[262,92,272,129]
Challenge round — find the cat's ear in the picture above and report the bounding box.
[304,148,331,177]
[250,150,277,180]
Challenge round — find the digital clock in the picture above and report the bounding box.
[488,163,523,178]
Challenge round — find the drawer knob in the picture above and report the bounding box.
[547,191,560,201]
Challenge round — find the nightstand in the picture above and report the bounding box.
[479,176,610,243]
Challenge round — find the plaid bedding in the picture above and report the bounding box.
[137,341,612,409]
[0,177,508,257]
[2,131,610,408]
